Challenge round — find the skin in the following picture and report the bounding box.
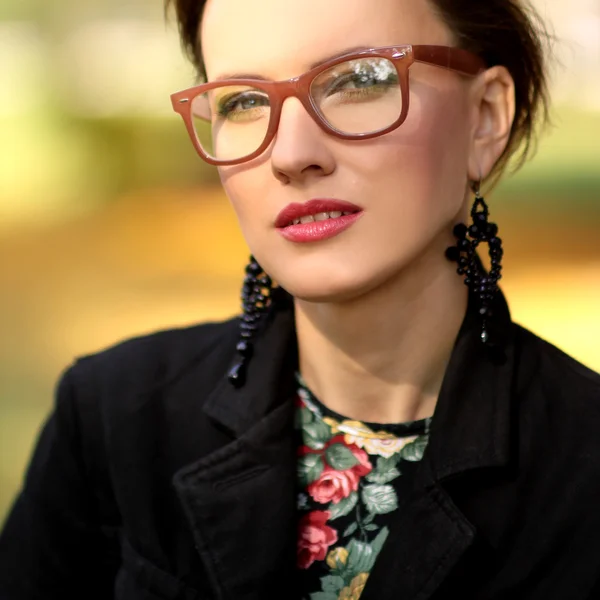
[201,0,515,423]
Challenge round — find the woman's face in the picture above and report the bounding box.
[201,0,480,302]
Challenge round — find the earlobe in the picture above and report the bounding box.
[468,66,516,181]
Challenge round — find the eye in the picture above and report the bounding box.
[331,69,391,92]
[316,59,399,102]
[216,91,270,122]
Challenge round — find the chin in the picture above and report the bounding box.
[274,269,388,305]
[257,241,413,305]
[284,286,360,305]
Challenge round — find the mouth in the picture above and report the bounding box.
[284,210,357,227]
[275,199,364,244]
[275,199,363,229]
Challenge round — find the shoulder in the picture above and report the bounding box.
[511,322,600,468]
[61,317,240,412]
[513,322,600,407]
[49,318,242,489]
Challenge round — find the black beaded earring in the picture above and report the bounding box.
[445,181,504,345]
[228,256,274,388]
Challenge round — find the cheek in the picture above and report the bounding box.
[218,165,268,243]
[353,85,469,213]
[354,84,471,221]
[394,85,470,192]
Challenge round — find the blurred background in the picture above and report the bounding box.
[1,0,599,524]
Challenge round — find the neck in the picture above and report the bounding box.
[294,247,468,425]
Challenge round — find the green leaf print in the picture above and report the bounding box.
[296,406,314,429]
[346,539,376,576]
[304,420,332,450]
[343,522,359,537]
[370,526,390,557]
[325,444,360,470]
[329,491,358,520]
[320,575,345,594]
[400,435,428,462]
[361,484,398,515]
[366,456,401,484]
[298,453,324,487]
[309,593,338,600]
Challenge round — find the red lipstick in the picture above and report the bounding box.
[275,199,363,243]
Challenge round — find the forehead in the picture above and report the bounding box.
[201,0,453,81]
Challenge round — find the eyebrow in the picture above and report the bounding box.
[213,45,370,82]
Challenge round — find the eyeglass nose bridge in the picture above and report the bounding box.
[262,74,335,144]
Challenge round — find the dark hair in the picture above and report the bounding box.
[164,0,551,183]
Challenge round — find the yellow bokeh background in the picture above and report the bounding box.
[1,0,599,524]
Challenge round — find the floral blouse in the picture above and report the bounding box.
[295,373,432,600]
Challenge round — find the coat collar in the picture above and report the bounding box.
[420,285,514,484]
[201,292,298,436]
[173,283,516,600]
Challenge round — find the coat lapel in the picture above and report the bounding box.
[172,301,301,600]
[359,478,477,600]
[361,288,516,600]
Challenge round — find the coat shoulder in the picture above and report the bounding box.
[513,322,600,453]
[63,317,240,410]
[514,322,600,402]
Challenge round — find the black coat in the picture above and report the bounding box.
[1,288,600,600]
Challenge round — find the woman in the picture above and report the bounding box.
[1,0,599,598]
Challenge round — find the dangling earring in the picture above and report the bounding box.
[228,256,274,388]
[445,181,504,344]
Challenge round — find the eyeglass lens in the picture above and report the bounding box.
[191,57,403,162]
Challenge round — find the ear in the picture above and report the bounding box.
[467,66,516,181]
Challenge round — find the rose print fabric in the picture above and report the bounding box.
[295,373,432,600]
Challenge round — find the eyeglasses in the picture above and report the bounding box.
[170,45,485,166]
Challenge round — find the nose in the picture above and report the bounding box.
[269,96,336,184]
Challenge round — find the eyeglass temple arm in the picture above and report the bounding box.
[412,45,486,76]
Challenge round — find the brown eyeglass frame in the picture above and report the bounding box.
[170,45,486,166]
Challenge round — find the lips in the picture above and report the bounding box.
[275,199,363,244]
[275,199,363,229]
